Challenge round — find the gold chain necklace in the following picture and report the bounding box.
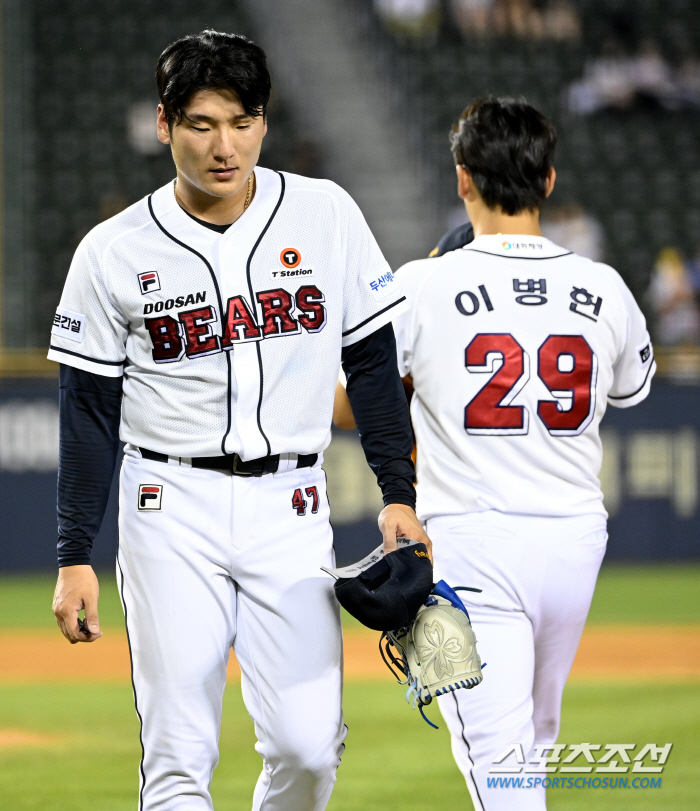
[243,172,253,210]
[174,172,254,212]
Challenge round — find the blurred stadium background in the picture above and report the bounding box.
[0,2,699,810]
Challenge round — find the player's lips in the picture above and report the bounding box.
[210,167,237,180]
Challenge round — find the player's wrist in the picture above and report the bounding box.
[58,555,93,568]
[381,496,417,511]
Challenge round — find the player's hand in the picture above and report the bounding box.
[378,503,433,562]
[53,565,103,644]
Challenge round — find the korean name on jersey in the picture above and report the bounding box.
[393,235,656,521]
[48,168,406,459]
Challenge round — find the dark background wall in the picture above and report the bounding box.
[1,377,698,572]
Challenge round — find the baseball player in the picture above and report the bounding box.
[49,30,429,811]
[392,97,655,810]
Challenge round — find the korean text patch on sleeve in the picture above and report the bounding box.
[51,308,86,343]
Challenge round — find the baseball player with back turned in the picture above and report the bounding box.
[392,97,655,810]
[49,30,429,811]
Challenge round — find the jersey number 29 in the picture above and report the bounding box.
[464,333,598,437]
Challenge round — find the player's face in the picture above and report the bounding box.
[157,87,267,199]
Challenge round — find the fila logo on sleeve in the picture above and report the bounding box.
[138,484,163,510]
[138,271,161,295]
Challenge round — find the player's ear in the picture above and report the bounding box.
[544,166,556,199]
[456,164,473,201]
[156,104,172,145]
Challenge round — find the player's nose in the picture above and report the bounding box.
[212,129,236,161]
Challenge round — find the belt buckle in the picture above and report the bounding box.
[231,454,254,477]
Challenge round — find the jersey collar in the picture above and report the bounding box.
[148,167,283,249]
[463,234,572,259]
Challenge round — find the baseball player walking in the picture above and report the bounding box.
[392,97,655,810]
[50,30,429,811]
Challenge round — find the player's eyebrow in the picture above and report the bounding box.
[183,111,252,124]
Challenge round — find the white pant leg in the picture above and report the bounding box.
[530,519,607,746]
[230,465,346,811]
[431,514,542,811]
[118,455,238,811]
[429,512,606,811]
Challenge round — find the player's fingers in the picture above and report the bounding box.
[55,612,80,644]
[380,520,399,555]
[83,602,103,642]
[54,614,75,644]
[393,512,433,562]
[52,595,77,643]
[378,504,423,554]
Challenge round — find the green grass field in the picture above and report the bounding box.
[0,564,699,810]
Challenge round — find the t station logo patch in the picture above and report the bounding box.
[280,248,302,269]
[272,247,314,279]
[138,271,161,295]
[138,484,163,511]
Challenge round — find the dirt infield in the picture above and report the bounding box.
[1,625,699,682]
[0,729,64,748]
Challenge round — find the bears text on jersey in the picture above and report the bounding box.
[145,284,327,363]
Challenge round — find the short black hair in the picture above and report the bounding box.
[156,30,271,128]
[450,97,557,216]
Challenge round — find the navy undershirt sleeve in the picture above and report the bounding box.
[57,364,123,567]
[341,323,416,509]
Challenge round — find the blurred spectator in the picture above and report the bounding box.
[542,0,580,41]
[647,248,700,346]
[448,0,578,40]
[374,0,440,43]
[568,39,635,114]
[631,40,676,109]
[568,39,700,114]
[492,0,544,39]
[450,0,494,37]
[487,0,579,40]
[541,202,604,261]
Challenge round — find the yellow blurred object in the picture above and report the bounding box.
[0,349,57,377]
[655,246,685,279]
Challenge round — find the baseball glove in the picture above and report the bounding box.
[380,580,484,728]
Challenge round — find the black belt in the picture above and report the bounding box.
[139,447,318,477]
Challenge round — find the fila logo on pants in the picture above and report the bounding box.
[138,484,163,511]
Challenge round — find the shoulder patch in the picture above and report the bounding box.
[52,308,86,343]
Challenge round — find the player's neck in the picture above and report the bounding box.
[466,200,543,239]
[173,172,255,226]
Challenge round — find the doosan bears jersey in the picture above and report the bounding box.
[393,234,656,521]
[48,168,407,459]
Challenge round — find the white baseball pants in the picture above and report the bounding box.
[428,511,607,811]
[117,450,346,811]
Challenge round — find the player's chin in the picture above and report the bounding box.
[205,172,242,195]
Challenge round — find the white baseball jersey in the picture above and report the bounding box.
[394,234,655,521]
[48,168,406,459]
